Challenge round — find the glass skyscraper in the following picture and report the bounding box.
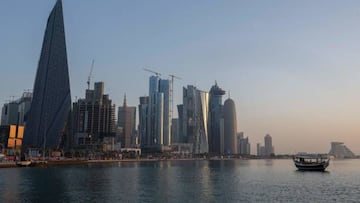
[208,82,225,154]
[182,85,209,154]
[23,0,71,150]
[146,76,171,149]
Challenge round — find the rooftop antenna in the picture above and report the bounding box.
[87,59,95,90]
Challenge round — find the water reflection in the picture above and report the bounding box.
[264,159,273,166]
[0,168,21,202]
[1,159,360,202]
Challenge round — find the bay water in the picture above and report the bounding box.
[1,159,360,202]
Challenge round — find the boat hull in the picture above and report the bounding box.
[16,161,32,167]
[294,162,329,171]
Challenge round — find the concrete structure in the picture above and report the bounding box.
[72,82,116,150]
[181,85,209,154]
[118,95,136,148]
[23,0,72,150]
[208,82,225,154]
[329,142,356,158]
[223,98,237,154]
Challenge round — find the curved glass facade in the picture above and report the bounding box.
[23,0,71,150]
[182,86,209,154]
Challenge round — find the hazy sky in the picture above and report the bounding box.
[1,0,360,154]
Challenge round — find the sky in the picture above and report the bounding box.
[1,0,360,154]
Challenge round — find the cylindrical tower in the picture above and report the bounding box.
[223,98,237,154]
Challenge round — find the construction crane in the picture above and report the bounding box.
[169,74,181,119]
[143,68,161,77]
[87,60,95,90]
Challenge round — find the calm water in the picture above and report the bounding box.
[1,159,360,202]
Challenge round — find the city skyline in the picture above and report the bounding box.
[1,1,360,154]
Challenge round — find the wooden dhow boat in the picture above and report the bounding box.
[293,154,330,171]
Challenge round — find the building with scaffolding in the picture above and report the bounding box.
[72,82,116,151]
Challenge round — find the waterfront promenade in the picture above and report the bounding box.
[0,157,211,168]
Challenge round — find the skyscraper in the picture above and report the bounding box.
[238,132,251,156]
[23,0,71,150]
[182,85,209,154]
[223,98,237,154]
[264,134,274,156]
[148,76,164,147]
[118,95,136,148]
[145,76,171,150]
[208,82,225,154]
[138,96,149,147]
[159,79,171,146]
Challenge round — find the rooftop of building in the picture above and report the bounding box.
[209,81,226,95]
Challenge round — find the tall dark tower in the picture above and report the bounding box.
[223,98,237,154]
[208,81,225,154]
[23,0,71,150]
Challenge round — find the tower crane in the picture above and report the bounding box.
[143,68,161,77]
[87,60,95,90]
